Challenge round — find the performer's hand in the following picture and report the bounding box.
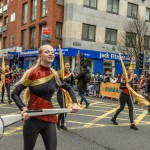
[21,107,30,120]
[71,103,78,113]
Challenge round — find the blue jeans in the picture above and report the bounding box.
[79,91,89,105]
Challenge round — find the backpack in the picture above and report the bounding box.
[84,73,91,83]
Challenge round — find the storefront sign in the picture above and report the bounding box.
[100,82,121,99]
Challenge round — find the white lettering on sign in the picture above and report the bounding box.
[99,53,109,59]
[110,54,119,59]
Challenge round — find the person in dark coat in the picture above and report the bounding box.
[75,65,90,108]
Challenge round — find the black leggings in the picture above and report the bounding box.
[2,83,10,101]
[23,118,57,150]
[113,92,134,123]
[57,90,67,125]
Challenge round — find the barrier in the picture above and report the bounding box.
[100,82,121,99]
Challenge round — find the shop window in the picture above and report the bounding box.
[107,0,119,14]
[127,3,138,19]
[104,60,115,77]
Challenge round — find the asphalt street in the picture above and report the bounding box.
[0,88,150,150]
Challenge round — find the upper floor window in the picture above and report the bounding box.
[4,16,8,25]
[56,22,63,39]
[146,8,150,22]
[84,0,97,9]
[3,37,7,49]
[31,0,37,21]
[22,3,28,24]
[125,32,136,47]
[41,0,48,17]
[105,28,117,45]
[9,34,14,48]
[10,13,15,22]
[144,36,150,49]
[57,0,64,5]
[21,30,26,50]
[127,3,138,19]
[82,24,96,41]
[107,0,119,14]
[30,28,35,49]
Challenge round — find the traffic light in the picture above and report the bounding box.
[13,55,19,64]
[139,52,144,69]
[80,54,85,66]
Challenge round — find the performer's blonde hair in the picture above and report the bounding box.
[16,45,62,103]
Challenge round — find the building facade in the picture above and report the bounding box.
[0,0,150,76]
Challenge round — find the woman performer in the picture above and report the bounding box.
[111,66,138,130]
[1,64,13,104]
[11,45,78,150]
[57,62,74,131]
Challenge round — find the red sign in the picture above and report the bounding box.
[42,27,52,40]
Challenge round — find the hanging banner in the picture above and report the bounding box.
[41,27,52,41]
[100,82,121,99]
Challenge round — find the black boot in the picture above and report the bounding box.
[8,100,13,104]
[61,125,68,131]
[1,100,4,103]
[130,124,138,130]
[111,117,118,125]
[57,122,61,130]
[85,103,90,108]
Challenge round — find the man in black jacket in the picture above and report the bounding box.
[75,65,90,108]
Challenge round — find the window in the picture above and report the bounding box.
[127,3,138,19]
[144,36,150,49]
[3,37,7,48]
[57,0,64,5]
[56,22,62,39]
[105,28,117,45]
[21,30,26,50]
[125,32,136,47]
[39,24,46,46]
[30,28,35,49]
[10,13,15,22]
[82,24,96,41]
[4,16,8,25]
[9,35,14,47]
[41,0,48,17]
[84,0,97,9]
[146,8,150,22]
[31,0,37,21]
[107,0,119,14]
[22,3,28,24]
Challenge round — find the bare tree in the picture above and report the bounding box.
[118,16,150,61]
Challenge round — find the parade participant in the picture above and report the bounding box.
[11,45,78,150]
[145,75,150,115]
[111,66,138,130]
[1,65,13,104]
[57,62,74,131]
[75,64,90,108]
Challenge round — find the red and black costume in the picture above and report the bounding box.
[11,65,77,150]
[1,70,12,103]
[112,75,134,124]
[57,71,74,130]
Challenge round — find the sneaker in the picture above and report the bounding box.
[130,124,138,130]
[85,103,90,108]
[61,125,68,131]
[111,117,118,125]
